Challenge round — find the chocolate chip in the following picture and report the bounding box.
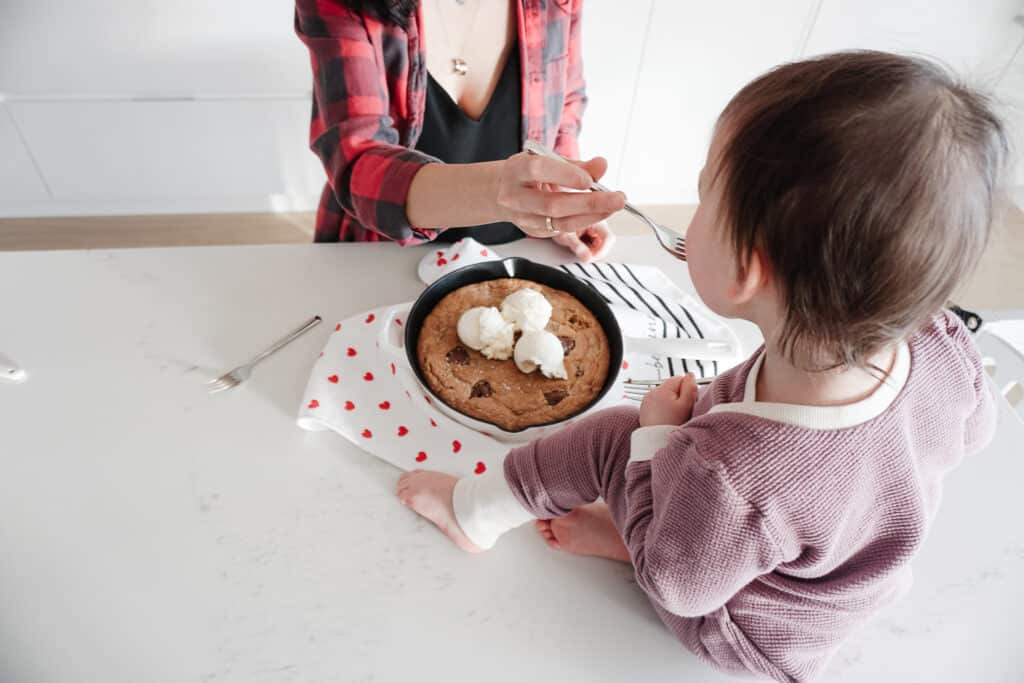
[470,380,493,398]
[575,365,585,378]
[567,314,590,329]
[446,346,470,365]
[544,389,568,406]
[558,336,575,354]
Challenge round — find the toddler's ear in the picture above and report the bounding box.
[726,247,770,307]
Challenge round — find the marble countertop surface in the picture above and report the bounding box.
[0,237,1020,682]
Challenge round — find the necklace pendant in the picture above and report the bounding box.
[452,57,468,76]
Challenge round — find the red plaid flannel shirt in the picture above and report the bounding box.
[295,0,587,244]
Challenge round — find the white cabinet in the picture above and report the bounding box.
[0,1,310,96]
[617,0,821,205]
[803,0,1023,81]
[7,99,323,203]
[0,105,49,202]
[578,0,653,186]
[997,44,1024,192]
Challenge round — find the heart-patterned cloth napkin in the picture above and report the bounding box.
[296,307,512,478]
[417,237,501,285]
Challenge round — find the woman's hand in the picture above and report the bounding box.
[495,153,625,238]
[639,374,699,428]
[552,221,616,262]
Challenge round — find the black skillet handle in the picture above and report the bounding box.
[949,304,983,333]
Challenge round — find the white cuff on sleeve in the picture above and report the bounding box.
[629,425,677,463]
[452,469,535,550]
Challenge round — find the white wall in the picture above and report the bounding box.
[1,0,1022,217]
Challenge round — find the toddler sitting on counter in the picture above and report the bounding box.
[397,51,1005,682]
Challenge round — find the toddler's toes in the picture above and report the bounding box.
[535,519,561,549]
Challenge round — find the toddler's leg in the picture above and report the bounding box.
[398,406,641,553]
[503,406,640,526]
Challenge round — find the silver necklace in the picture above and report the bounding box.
[432,0,484,76]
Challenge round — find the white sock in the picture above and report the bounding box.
[452,468,535,549]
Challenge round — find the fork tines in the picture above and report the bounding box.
[674,238,687,260]
[206,373,241,394]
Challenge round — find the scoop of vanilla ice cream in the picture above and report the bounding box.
[457,306,515,360]
[513,330,567,379]
[500,288,552,332]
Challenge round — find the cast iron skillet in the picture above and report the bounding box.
[404,257,624,434]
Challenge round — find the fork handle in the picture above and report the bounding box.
[247,316,322,366]
[523,140,656,226]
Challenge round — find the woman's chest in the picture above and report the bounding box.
[421,0,517,120]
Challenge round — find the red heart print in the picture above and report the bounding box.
[474,462,486,474]
[480,249,488,257]
[405,390,412,398]
[344,401,355,411]
[395,318,403,326]
[436,250,444,257]
[451,253,460,261]
[361,429,372,439]
[424,395,432,405]
[347,347,357,357]
[436,257,448,267]
[328,374,339,384]
[397,425,409,437]
[363,372,374,381]
[307,399,320,409]
[335,323,341,331]
[365,313,375,324]
[622,360,629,370]
[452,440,462,453]
[430,419,437,428]
[390,363,396,375]
[379,401,390,410]
[416,451,427,463]
[319,352,323,358]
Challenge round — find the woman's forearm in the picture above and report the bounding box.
[406,161,505,229]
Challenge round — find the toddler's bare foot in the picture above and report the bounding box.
[535,502,631,563]
[396,470,481,553]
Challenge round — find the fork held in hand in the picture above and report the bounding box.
[522,140,688,261]
[623,377,715,402]
[207,315,322,395]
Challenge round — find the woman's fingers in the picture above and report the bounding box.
[497,153,626,235]
[553,232,592,262]
[578,223,616,261]
[510,152,594,190]
[568,156,609,184]
[516,212,616,237]
[511,186,626,218]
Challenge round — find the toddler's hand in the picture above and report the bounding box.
[639,373,699,427]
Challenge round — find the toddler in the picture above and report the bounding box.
[396,51,1007,682]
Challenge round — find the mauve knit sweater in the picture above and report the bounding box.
[497,312,996,681]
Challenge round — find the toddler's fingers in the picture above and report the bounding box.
[660,374,687,396]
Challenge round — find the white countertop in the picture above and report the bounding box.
[0,237,1021,683]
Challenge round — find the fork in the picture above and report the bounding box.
[207,315,322,395]
[522,139,688,261]
[623,377,715,402]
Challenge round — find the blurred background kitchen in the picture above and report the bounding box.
[0,0,1022,306]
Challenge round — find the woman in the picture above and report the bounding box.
[295,0,624,260]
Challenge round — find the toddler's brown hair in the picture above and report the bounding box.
[714,51,1009,370]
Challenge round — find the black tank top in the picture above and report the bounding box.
[417,44,524,245]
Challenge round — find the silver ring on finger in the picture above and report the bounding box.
[545,215,556,233]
